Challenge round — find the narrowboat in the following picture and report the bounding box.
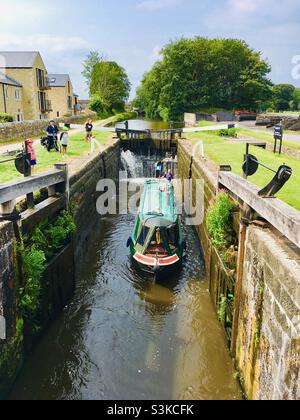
[127,179,185,279]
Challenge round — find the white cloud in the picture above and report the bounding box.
[227,0,263,14]
[138,0,183,11]
[0,34,91,54]
[0,1,50,27]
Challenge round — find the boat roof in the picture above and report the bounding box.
[139,179,177,224]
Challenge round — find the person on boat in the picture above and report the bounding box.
[155,161,162,178]
[164,169,174,182]
[124,120,129,131]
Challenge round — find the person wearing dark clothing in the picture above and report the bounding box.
[124,121,129,130]
[155,161,162,178]
[85,119,93,141]
[46,121,59,151]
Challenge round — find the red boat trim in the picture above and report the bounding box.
[133,253,180,267]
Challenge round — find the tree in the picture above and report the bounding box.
[135,37,273,121]
[291,88,300,111]
[272,84,295,112]
[82,51,104,87]
[90,61,131,113]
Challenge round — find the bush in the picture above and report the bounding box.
[219,128,238,138]
[0,113,13,123]
[206,192,235,257]
[88,95,111,118]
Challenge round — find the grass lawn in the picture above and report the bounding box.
[0,131,111,184]
[188,131,300,211]
[196,120,223,127]
[238,128,300,151]
[264,111,300,117]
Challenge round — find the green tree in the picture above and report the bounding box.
[135,37,273,121]
[90,61,131,113]
[82,51,104,86]
[272,84,295,112]
[291,88,300,111]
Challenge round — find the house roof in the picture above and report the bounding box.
[48,74,70,87]
[0,71,22,87]
[0,51,39,68]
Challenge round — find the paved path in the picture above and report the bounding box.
[238,121,300,143]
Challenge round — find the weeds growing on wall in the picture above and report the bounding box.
[25,211,76,260]
[19,211,76,327]
[206,192,236,263]
[19,246,46,327]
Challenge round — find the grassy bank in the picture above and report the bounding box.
[0,131,111,184]
[188,131,300,211]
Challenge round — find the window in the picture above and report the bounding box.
[137,226,150,246]
[36,68,45,88]
[68,95,72,109]
[4,85,9,99]
[166,224,179,247]
[57,111,60,117]
[15,89,21,101]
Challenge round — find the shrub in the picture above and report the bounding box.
[206,192,235,257]
[0,113,13,123]
[19,245,46,323]
[219,128,238,138]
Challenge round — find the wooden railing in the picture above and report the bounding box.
[0,163,69,221]
[219,171,300,248]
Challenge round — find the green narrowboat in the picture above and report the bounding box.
[127,179,185,279]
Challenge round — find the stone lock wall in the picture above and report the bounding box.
[236,227,300,400]
[177,139,300,400]
[0,138,120,398]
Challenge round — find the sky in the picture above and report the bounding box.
[0,0,299,99]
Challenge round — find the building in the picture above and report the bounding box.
[0,71,24,121]
[48,74,78,118]
[78,99,89,112]
[0,51,52,120]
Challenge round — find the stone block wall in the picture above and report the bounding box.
[0,139,120,397]
[236,226,300,400]
[0,112,96,142]
[178,139,300,400]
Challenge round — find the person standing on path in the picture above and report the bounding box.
[60,128,69,157]
[46,120,59,151]
[85,119,93,141]
[25,139,37,174]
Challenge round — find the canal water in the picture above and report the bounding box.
[9,152,242,401]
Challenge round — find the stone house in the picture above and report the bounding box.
[0,51,52,121]
[48,74,79,118]
[0,71,24,121]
